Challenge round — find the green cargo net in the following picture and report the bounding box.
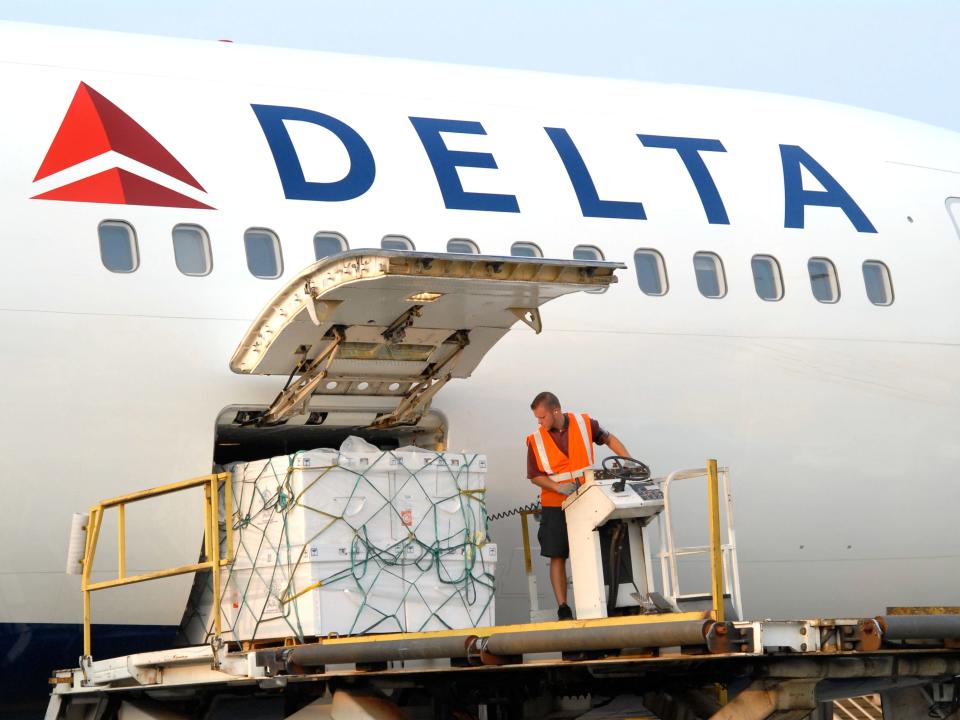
[180,442,494,644]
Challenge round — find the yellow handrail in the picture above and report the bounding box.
[706,459,725,623]
[80,472,233,657]
[518,509,536,576]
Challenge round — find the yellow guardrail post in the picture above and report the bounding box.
[519,511,533,576]
[210,475,222,638]
[224,472,233,566]
[118,503,126,580]
[80,472,232,658]
[707,459,724,622]
[81,506,103,658]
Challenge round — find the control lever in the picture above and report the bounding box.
[612,460,627,494]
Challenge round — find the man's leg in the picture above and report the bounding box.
[539,507,572,619]
[549,556,567,605]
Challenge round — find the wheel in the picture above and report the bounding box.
[601,455,651,481]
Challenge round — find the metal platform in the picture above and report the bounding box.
[46,612,960,719]
[55,447,960,718]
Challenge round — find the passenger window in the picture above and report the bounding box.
[633,249,668,296]
[808,257,839,303]
[573,245,604,261]
[693,252,726,299]
[244,229,283,279]
[172,224,212,276]
[447,239,479,254]
[314,232,347,260]
[382,235,414,251]
[98,221,139,273]
[510,242,542,258]
[862,260,894,306]
[751,255,783,301]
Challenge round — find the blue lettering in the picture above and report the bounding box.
[637,134,729,225]
[251,104,375,201]
[780,144,876,233]
[545,127,646,220]
[409,117,519,213]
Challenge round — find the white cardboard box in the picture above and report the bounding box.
[217,541,497,641]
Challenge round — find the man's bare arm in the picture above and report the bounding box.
[604,433,631,458]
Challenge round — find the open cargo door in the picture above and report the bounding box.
[231,250,624,428]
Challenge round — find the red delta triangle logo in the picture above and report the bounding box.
[32,82,214,209]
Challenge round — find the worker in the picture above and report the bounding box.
[526,391,632,620]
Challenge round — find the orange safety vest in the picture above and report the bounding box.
[528,412,595,508]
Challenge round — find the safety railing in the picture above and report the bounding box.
[79,472,232,657]
[655,460,742,622]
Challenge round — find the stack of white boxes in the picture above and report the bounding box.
[204,438,495,643]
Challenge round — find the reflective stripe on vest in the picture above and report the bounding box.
[571,412,595,465]
[531,430,553,475]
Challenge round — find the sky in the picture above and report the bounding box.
[0,0,956,132]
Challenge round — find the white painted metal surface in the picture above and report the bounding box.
[563,475,662,619]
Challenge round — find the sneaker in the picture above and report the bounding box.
[557,603,573,621]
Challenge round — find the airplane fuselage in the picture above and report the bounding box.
[2,21,959,706]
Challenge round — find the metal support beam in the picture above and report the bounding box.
[284,635,471,667]
[381,304,423,344]
[371,331,469,428]
[260,326,345,425]
[765,656,960,680]
[877,614,960,641]
[479,618,710,657]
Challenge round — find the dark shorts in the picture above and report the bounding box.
[537,506,569,559]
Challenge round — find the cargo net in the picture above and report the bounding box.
[180,437,494,644]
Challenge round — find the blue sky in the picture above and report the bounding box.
[1,1,956,131]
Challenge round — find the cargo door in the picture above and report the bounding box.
[230,250,624,429]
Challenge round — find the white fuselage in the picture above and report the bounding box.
[1,22,959,639]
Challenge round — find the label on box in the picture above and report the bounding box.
[400,509,413,527]
[265,578,283,614]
